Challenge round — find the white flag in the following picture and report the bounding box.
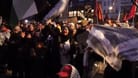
[13,0,38,20]
[44,0,69,20]
[87,25,138,71]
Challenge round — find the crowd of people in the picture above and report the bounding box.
[0,18,95,78]
[0,17,137,78]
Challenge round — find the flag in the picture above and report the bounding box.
[122,13,128,22]
[13,0,38,20]
[126,2,137,20]
[44,0,69,20]
[94,0,104,21]
[87,25,138,71]
[131,0,138,7]
[1,0,62,25]
[94,0,98,16]
[12,0,61,21]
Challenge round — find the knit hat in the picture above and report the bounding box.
[57,65,72,78]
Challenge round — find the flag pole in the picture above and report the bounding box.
[117,7,121,22]
[132,17,135,28]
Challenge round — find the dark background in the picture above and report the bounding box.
[0,0,59,24]
[0,0,12,23]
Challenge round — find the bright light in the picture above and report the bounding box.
[109,6,113,10]
[24,19,28,23]
[74,11,77,15]
[81,10,84,13]
[91,9,94,12]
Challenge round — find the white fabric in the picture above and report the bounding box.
[0,31,11,46]
[13,0,38,20]
[60,39,71,65]
[44,0,69,20]
[87,26,122,71]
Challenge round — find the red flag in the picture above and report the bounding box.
[122,13,128,21]
[97,2,104,21]
[126,3,137,20]
[94,0,104,21]
[94,0,98,16]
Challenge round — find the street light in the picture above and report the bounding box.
[24,19,29,24]
[108,6,113,11]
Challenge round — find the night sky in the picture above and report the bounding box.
[0,0,12,23]
[0,0,59,23]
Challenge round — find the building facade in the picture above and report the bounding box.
[99,0,132,20]
[68,0,95,19]
[68,0,133,21]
